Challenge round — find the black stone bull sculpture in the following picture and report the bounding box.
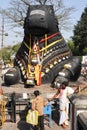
[4,5,81,87]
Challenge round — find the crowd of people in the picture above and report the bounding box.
[28,81,78,130]
[0,81,78,130]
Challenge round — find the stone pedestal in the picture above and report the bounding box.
[69,94,87,130]
[77,112,87,130]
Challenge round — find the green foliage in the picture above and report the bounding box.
[0,43,21,62]
[83,47,87,54]
[12,43,21,53]
[72,7,87,55]
[2,48,10,60]
[67,40,75,51]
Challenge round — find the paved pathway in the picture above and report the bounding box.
[0,80,71,130]
[0,75,87,130]
[1,119,70,130]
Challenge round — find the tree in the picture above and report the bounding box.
[0,0,75,33]
[1,47,11,61]
[0,43,21,62]
[12,43,21,53]
[72,7,87,55]
[67,40,75,53]
[67,40,80,55]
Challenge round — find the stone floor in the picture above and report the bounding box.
[0,75,87,130]
[0,121,70,130]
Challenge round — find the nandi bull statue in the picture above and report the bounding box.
[4,4,81,87]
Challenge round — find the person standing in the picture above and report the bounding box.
[32,90,46,130]
[57,81,74,128]
[48,81,75,128]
